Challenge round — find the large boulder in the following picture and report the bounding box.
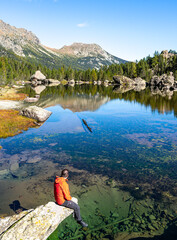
[134,77,146,86]
[68,79,75,86]
[24,96,39,103]
[0,198,78,240]
[31,71,46,81]
[20,106,52,122]
[150,73,174,87]
[113,75,135,86]
[47,79,60,84]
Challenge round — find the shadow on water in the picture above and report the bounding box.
[9,200,27,214]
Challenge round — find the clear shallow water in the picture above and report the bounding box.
[0,85,177,239]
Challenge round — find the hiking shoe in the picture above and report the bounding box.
[78,220,88,227]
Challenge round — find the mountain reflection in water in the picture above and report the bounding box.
[22,84,177,116]
[0,84,177,240]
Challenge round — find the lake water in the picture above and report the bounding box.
[0,85,177,239]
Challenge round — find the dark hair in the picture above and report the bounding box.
[61,169,69,177]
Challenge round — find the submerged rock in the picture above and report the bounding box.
[20,106,52,122]
[0,198,78,240]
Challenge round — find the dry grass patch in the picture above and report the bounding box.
[0,110,36,138]
[0,88,27,100]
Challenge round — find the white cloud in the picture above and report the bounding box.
[77,22,88,28]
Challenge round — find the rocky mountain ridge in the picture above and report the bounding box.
[0,20,40,57]
[0,19,126,69]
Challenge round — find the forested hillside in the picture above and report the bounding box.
[0,50,177,85]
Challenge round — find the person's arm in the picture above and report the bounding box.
[60,181,72,201]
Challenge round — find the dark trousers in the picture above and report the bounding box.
[61,200,82,222]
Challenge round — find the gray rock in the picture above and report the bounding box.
[48,82,60,87]
[0,198,78,240]
[47,79,60,86]
[0,210,33,235]
[20,106,52,122]
[31,71,46,81]
[12,85,24,89]
[134,77,146,86]
[113,75,135,86]
[24,97,39,103]
[68,79,75,84]
[150,73,174,87]
[10,162,19,172]
[48,79,60,84]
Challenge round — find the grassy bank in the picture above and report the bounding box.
[0,87,27,101]
[0,110,36,138]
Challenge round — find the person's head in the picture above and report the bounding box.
[60,169,69,178]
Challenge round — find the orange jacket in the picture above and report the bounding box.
[54,176,72,205]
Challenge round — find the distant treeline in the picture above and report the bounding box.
[0,50,177,85]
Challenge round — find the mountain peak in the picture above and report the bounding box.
[0,19,40,56]
[58,42,109,58]
[0,19,127,69]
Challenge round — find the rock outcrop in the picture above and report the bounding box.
[20,106,52,122]
[113,76,146,90]
[0,198,78,240]
[48,79,60,84]
[24,96,40,103]
[113,75,135,86]
[0,19,40,57]
[161,50,175,59]
[0,19,127,70]
[134,77,146,86]
[149,73,174,87]
[30,71,46,86]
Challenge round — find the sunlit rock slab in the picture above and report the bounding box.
[0,198,78,240]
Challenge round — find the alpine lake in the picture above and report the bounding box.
[0,84,177,240]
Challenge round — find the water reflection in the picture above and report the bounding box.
[21,84,177,117]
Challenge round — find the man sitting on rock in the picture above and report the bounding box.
[54,169,88,228]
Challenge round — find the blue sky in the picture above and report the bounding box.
[0,0,177,61]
